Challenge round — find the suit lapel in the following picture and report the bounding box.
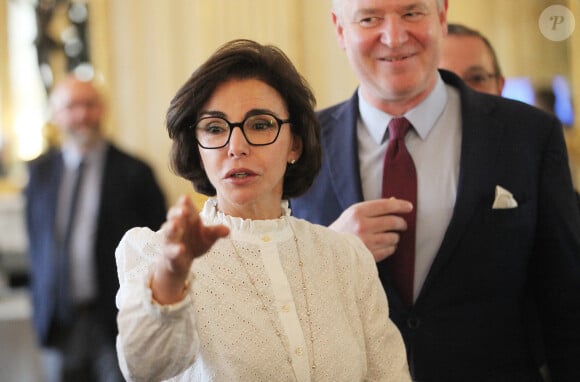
[418,75,506,299]
[46,151,64,247]
[99,144,115,201]
[321,92,365,209]
[96,144,116,234]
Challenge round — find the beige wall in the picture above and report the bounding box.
[448,1,571,83]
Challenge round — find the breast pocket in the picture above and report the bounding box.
[480,197,535,255]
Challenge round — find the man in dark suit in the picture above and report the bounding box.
[24,75,166,382]
[291,0,580,380]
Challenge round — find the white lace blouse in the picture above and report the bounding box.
[115,198,410,381]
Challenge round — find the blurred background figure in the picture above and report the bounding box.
[440,23,505,96]
[24,74,166,382]
[535,86,557,117]
[535,85,580,208]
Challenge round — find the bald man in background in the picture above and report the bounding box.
[25,75,166,382]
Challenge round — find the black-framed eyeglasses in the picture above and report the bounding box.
[193,113,291,149]
[462,70,498,87]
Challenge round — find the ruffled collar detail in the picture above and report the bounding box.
[200,198,293,243]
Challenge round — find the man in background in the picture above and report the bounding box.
[439,22,504,96]
[24,75,167,382]
[291,0,580,380]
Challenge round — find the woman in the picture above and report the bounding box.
[115,39,410,381]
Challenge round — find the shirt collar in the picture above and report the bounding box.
[61,139,107,169]
[358,73,448,144]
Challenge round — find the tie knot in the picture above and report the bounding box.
[388,117,411,140]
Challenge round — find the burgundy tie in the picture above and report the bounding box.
[381,117,416,307]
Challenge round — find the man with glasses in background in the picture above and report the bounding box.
[439,23,504,96]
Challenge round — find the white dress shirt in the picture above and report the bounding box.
[58,140,106,304]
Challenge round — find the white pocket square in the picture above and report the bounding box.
[492,185,518,209]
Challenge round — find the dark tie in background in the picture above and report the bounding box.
[56,159,85,323]
[381,118,417,307]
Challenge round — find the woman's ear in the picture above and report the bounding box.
[289,135,303,164]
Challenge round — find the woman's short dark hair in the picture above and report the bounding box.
[166,39,321,199]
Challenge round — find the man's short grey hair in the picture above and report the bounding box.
[332,0,445,14]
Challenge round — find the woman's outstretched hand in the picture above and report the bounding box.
[152,195,229,304]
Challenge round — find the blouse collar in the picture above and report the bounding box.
[200,198,292,240]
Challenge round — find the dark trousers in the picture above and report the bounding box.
[42,304,123,382]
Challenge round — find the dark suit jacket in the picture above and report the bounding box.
[291,70,580,381]
[25,143,166,346]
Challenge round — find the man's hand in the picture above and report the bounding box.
[329,198,413,262]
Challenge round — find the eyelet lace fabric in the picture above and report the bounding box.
[115,198,410,382]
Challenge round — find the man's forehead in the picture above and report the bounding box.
[342,0,440,9]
